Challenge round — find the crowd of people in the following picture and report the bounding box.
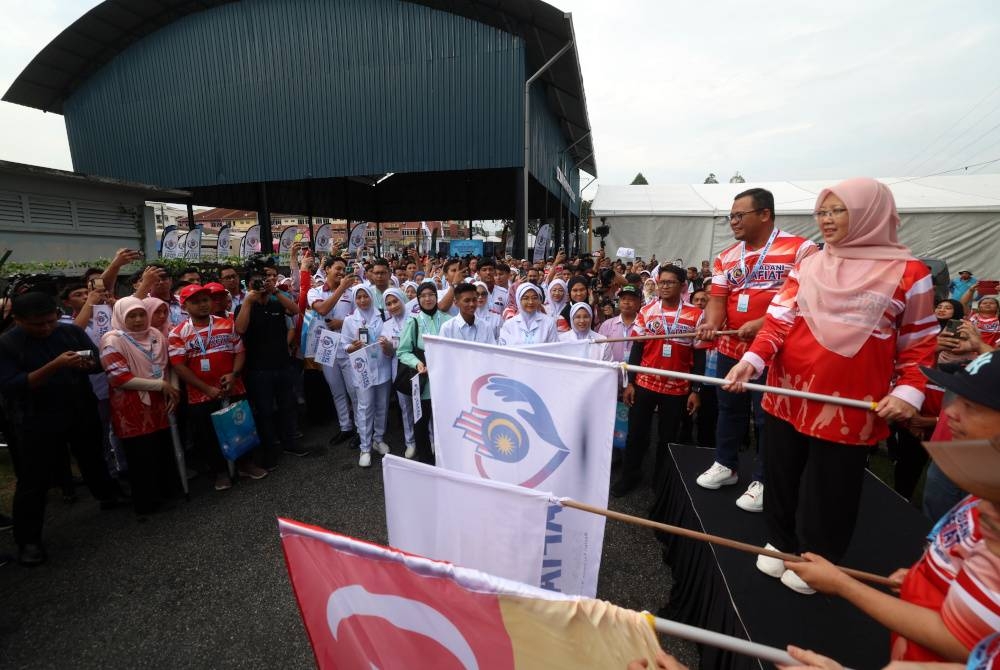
[1,178,998,667]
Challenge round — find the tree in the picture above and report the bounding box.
[704,173,718,184]
[631,172,649,185]
[729,171,746,183]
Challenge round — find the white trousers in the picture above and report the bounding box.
[321,357,356,431]
[356,381,390,452]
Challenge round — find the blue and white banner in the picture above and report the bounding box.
[348,222,368,253]
[348,342,386,390]
[278,226,299,264]
[314,328,339,368]
[313,222,332,253]
[424,336,617,597]
[184,225,203,261]
[160,225,182,259]
[240,224,261,258]
[216,224,231,257]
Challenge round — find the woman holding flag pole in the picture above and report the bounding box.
[342,285,391,468]
[724,177,938,595]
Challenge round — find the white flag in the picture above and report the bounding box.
[216,225,231,257]
[160,225,180,259]
[520,339,592,357]
[313,222,332,253]
[411,375,423,422]
[348,222,368,253]
[91,305,113,340]
[314,329,339,368]
[184,226,203,261]
[347,342,383,390]
[424,336,618,597]
[383,455,551,586]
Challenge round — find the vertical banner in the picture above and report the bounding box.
[184,225,203,261]
[278,226,298,264]
[216,225,231,258]
[160,225,180,259]
[314,329,339,368]
[314,223,332,254]
[347,342,384,390]
[241,224,261,259]
[424,336,617,597]
[348,221,369,254]
[91,304,113,340]
[533,224,552,263]
[420,221,432,256]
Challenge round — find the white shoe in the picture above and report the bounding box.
[696,462,738,489]
[780,569,816,595]
[374,441,390,456]
[404,445,416,459]
[736,481,764,512]
[756,543,785,578]
[358,451,372,468]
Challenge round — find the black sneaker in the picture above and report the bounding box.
[328,429,356,446]
[0,513,12,532]
[283,445,311,457]
[17,543,47,567]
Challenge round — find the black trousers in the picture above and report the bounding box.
[888,425,929,501]
[621,386,686,492]
[120,429,179,514]
[11,411,117,546]
[763,414,869,563]
[413,399,434,465]
[245,366,299,469]
[187,399,228,476]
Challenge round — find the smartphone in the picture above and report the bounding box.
[943,319,964,338]
[89,278,105,291]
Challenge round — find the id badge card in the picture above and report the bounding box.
[200,358,211,372]
[736,292,750,313]
[661,343,672,358]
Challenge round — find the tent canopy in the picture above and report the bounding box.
[590,175,1000,275]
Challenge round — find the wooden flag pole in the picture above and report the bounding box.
[559,498,897,588]
[599,330,739,344]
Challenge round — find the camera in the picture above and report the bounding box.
[75,350,93,359]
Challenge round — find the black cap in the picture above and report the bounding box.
[922,352,1000,411]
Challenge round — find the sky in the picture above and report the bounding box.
[1,0,999,200]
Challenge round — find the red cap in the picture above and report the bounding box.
[178,284,211,304]
[203,282,227,294]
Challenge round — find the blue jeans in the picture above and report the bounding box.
[922,461,966,521]
[714,353,766,482]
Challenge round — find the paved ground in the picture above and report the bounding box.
[0,407,695,669]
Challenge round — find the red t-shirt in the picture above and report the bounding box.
[633,301,703,396]
[745,260,937,445]
[970,314,1000,347]
[100,337,170,439]
[168,316,245,404]
[710,230,817,360]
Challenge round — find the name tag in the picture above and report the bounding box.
[200,358,211,372]
[661,344,672,358]
[736,293,750,313]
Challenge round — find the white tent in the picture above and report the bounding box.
[590,175,1000,274]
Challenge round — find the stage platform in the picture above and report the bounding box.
[652,444,931,670]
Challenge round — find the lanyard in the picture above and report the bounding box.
[739,228,778,286]
[654,302,684,334]
[121,332,156,362]
[191,316,214,355]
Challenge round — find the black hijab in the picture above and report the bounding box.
[561,275,591,322]
[417,281,439,317]
[936,298,964,327]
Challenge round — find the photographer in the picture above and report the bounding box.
[235,267,305,468]
[0,292,122,566]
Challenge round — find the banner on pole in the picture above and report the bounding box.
[314,329,339,368]
[348,222,368,254]
[160,225,179,259]
[184,225,203,261]
[420,221,432,256]
[216,225,231,257]
[278,226,299,264]
[241,224,261,259]
[278,518,662,669]
[424,337,617,597]
[347,342,385,390]
[92,304,113,341]
[533,224,552,263]
[411,376,423,422]
[383,455,550,586]
[314,223,332,254]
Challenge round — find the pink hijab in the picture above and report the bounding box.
[796,178,914,358]
[103,297,168,402]
[142,296,170,337]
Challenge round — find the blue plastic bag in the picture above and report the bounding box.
[613,401,629,450]
[211,399,260,461]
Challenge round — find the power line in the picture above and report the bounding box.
[895,82,1000,176]
[885,156,1000,185]
[937,120,1000,172]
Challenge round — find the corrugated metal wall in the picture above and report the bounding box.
[64,0,540,190]
[527,84,580,216]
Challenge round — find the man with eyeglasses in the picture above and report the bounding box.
[219,265,245,312]
[694,188,817,513]
[476,258,508,317]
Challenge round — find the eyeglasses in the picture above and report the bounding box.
[813,207,849,220]
[657,280,680,287]
[728,208,763,223]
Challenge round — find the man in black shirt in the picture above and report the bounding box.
[0,293,120,566]
[234,269,305,469]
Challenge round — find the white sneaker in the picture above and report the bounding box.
[404,445,416,459]
[736,481,764,512]
[696,462,738,489]
[780,569,816,595]
[358,451,372,468]
[756,543,785,578]
[374,441,390,456]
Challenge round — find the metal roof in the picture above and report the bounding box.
[2,0,596,176]
[0,159,191,199]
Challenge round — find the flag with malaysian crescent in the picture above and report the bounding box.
[278,518,662,669]
[423,336,617,597]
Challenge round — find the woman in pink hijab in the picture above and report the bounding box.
[100,296,180,515]
[724,178,938,595]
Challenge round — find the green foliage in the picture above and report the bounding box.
[2,256,249,278]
